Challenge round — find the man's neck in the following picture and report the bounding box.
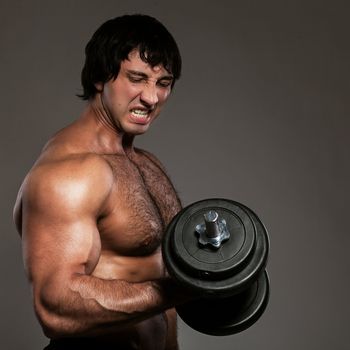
[79,95,135,156]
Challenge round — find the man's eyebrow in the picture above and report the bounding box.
[126,70,148,78]
[126,70,173,80]
[159,75,174,81]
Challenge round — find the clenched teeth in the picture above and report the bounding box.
[131,109,149,117]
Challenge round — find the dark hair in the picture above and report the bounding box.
[78,14,182,100]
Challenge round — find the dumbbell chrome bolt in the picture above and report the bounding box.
[195,210,230,248]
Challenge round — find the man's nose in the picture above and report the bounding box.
[140,83,159,106]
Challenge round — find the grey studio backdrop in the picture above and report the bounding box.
[1,0,349,349]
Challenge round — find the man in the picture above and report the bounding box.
[14,14,190,349]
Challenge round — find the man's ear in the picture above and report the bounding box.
[95,82,103,92]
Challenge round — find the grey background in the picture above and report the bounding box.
[1,0,349,349]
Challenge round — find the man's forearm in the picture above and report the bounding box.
[36,273,176,338]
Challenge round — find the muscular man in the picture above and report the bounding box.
[14,14,190,349]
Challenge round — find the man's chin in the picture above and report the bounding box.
[124,123,151,136]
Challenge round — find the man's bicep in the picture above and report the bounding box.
[23,206,101,280]
[21,165,110,283]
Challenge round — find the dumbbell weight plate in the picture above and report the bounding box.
[162,199,269,297]
[173,199,256,279]
[176,270,270,336]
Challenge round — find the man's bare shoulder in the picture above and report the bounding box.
[16,153,114,223]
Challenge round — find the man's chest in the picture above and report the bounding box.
[98,152,181,255]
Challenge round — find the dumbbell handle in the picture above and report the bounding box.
[204,211,221,238]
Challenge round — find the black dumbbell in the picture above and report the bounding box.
[162,198,270,335]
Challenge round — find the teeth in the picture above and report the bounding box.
[131,109,148,117]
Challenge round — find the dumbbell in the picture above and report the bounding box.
[162,198,270,336]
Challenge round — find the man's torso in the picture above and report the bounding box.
[14,122,181,349]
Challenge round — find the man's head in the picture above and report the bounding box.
[79,14,182,100]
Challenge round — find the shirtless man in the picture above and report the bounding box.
[13,14,189,349]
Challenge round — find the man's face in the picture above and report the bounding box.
[97,50,174,136]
